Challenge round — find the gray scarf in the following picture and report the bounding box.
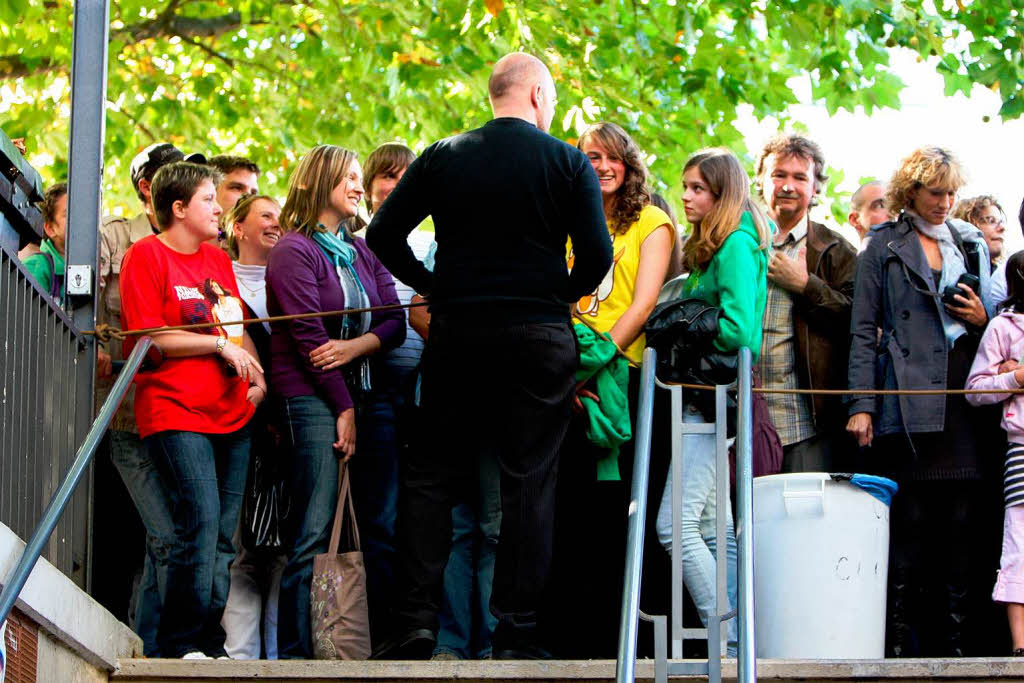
[909,213,967,348]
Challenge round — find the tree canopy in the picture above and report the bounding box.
[1,0,1021,220]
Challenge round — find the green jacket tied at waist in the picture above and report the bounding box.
[574,322,631,481]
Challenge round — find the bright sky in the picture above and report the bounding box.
[735,48,1024,254]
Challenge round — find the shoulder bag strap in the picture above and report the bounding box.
[326,461,361,556]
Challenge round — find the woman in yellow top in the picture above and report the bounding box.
[552,122,674,658]
[571,122,675,363]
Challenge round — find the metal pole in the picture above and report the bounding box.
[0,337,152,626]
[615,347,658,683]
[65,0,109,332]
[736,347,756,683]
[64,0,110,594]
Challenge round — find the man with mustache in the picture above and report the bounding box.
[755,133,858,473]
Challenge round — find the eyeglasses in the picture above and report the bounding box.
[977,215,1006,226]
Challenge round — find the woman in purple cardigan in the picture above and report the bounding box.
[266,145,405,658]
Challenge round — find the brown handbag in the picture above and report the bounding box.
[310,462,372,659]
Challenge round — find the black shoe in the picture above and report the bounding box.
[371,628,436,660]
[492,642,553,660]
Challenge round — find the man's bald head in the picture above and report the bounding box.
[488,52,557,132]
[489,53,549,99]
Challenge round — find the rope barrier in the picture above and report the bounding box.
[83,301,430,343]
[85,302,1024,397]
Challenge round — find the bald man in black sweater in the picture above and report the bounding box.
[367,52,612,659]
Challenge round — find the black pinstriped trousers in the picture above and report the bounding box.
[393,315,578,646]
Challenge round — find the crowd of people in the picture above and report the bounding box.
[13,51,1024,661]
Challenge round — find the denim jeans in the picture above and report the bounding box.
[655,403,737,652]
[277,395,339,659]
[435,452,501,659]
[349,391,399,643]
[109,429,175,657]
[145,426,251,657]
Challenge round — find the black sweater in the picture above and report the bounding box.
[366,117,612,324]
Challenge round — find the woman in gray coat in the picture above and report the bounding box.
[846,147,993,658]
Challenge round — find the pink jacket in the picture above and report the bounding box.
[966,310,1024,443]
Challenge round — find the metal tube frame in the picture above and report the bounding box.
[616,347,756,683]
[615,347,659,683]
[0,337,153,626]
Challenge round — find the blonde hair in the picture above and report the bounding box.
[886,147,967,215]
[224,193,281,258]
[280,145,357,237]
[681,148,771,272]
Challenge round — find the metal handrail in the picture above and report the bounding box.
[615,346,756,683]
[735,347,756,681]
[615,346,658,683]
[0,336,153,625]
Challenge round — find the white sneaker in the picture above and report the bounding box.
[182,651,211,660]
[216,655,231,660]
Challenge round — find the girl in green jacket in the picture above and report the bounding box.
[655,148,771,655]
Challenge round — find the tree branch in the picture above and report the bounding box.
[1,10,249,78]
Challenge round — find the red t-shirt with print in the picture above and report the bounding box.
[120,234,255,438]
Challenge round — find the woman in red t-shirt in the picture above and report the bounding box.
[120,161,266,660]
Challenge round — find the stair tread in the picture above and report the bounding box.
[110,657,1024,681]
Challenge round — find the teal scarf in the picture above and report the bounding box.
[311,227,371,340]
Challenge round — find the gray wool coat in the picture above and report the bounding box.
[846,213,993,437]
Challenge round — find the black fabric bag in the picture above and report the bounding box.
[240,433,287,553]
[644,298,739,434]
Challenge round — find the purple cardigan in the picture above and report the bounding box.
[266,231,405,415]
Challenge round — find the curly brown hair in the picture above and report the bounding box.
[953,194,1003,227]
[886,147,967,215]
[577,122,651,235]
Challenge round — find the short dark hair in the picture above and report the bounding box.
[363,143,415,214]
[756,133,829,193]
[207,155,260,177]
[41,182,68,225]
[151,162,222,231]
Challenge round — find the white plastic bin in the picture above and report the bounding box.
[753,473,890,659]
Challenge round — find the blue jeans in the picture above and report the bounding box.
[277,395,339,659]
[146,426,251,657]
[435,453,501,659]
[655,403,737,653]
[109,429,175,657]
[349,391,399,643]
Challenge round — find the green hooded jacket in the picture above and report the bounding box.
[574,322,631,481]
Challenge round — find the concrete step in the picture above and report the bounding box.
[111,658,1024,683]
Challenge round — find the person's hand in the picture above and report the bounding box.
[945,283,988,327]
[310,338,367,370]
[846,412,874,448]
[246,384,267,407]
[97,349,113,378]
[767,248,809,293]
[1014,365,1024,387]
[11,138,26,155]
[218,340,264,383]
[572,379,600,414]
[334,408,356,461]
[1000,359,1020,374]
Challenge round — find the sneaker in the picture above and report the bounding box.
[216,655,231,660]
[431,651,461,661]
[182,651,211,660]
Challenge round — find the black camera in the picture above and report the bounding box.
[941,273,981,307]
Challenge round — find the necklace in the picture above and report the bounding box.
[237,279,266,296]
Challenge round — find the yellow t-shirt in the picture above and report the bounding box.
[567,204,672,363]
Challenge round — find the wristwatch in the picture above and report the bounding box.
[215,336,227,354]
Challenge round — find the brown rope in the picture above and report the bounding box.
[87,303,1024,397]
[84,301,430,343]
